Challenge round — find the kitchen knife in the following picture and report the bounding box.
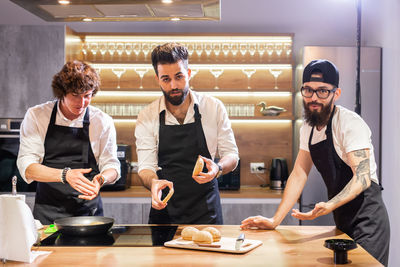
[235,233,245,250]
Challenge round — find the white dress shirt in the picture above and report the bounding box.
[135,90,239,173]
[17,100,120,183]
[299,105,379,184]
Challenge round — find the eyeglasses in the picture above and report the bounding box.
[300,86,337,99]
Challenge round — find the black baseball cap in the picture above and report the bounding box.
[303,59,339,87]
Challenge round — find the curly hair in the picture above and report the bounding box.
[151,42,189,76]
[52,60,100,99]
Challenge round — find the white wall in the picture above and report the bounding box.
[363,0,400,266]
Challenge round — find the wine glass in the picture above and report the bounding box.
[204,43,212,59]
[210,69,224,90]
[213,43,221,58]
[189,68,199,89]
[269,69,283,89]
[111,68,126,89]
[195,44,203,59]
[116,43,125,58]
[142,43,150,60]
[266,43,274,56]
[187,43,195,57]
[240,43,247,57]
[134,67,149,89]
[81,42,89,60]
[108,42,116,59]
[222,43,230,58]
[248,43,256,57]
[99,43,108,60]
[257,43,266,61]
[284,42,292,57]
[89,43,98,60]
[125,43,133,59]
[275,43,283,57]
[242,68,256,89]
[133,43,141,61]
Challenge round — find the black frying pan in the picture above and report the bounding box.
[54,216,114,236]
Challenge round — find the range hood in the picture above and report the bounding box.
[10,0,220,22]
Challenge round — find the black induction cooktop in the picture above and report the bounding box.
[39,225,178,247]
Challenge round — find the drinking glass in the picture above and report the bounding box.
[133,43,141,60]
[275,43,283,57]
[269,69,283,89]
[257,43,265,61]
[116,43,125,57]
[222,43,230,58]
[195,43,203,59]
[284,42,292,57]
[81,42,89,59]
[248,43,256,57]
[90,42,98,60]
[99,43,108,60]
[266,43,274,56]
[240,43,247,56]
[213,43,221,58]
[187,43,195,57]
[108,43,116,59]
[111,68,126,89]
[242,68,256,89]
[204,43,213,59]
[142,43,150,60]
[125,43,133,58]
[210,69,224,90]
[134,67,149,89]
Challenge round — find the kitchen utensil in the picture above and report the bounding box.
[165,236,262,254]
[270,158,288,190]
[324,239,357,264]
[235,233,245,250]
[11,176,17,196]
[54,216,114,236]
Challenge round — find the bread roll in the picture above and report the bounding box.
[202,226,221,242]
[181,226,199,241]
[192,230,213,244]
[162,187,174,204]
[192,156,204,176]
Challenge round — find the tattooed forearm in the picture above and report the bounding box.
[353,150,367,158]
[356,159,370,190]
[328,180,353,205]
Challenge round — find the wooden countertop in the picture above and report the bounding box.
[8,225,381,266]
[100,186,284,198]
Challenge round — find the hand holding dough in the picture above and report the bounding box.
[162,187,174,204]
[192,156,204,176]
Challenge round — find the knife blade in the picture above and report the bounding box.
[235,233,245,250]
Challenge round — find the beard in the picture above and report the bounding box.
[303,97,334,128]
[162,86,189,106]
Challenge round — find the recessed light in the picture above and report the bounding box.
[58,0,70,5]
[82,18,93,22]
[162,0,173,3]
[170,17,180,21]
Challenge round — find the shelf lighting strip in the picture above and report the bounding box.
[92,63,292,70]
[85,36,292,43]
[112,119,292,124]
[96,91,292,97]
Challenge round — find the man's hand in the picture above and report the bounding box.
[78,173,102,200]
[151,179,174,210]
[291,201,333,220]
[192,156,219,184]
[65,168,98,196]
[240,216,276,230]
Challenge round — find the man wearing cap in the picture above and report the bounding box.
[241,59,390,266]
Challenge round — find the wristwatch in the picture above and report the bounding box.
[61,167,71,184]
[216,164,223,178]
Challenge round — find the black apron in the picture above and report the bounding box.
[149,104,223,224]
[308,106,390,266]
[33,102,103,225]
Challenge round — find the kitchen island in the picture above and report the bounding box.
[6,225,381,266]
